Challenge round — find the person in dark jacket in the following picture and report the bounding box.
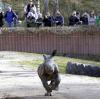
[54,11,64,26]
[0,7,4,27]
[36,13,43,27]
[43,12,54,27]
[69,11,79,26]
[80,12,89,25]
[76,11,82,25]
[4,7,18,27]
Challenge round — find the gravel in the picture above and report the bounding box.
[0,51,100,99]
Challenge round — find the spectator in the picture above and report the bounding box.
[88,10,96,25]
[96,14,100,26]
[80,12,89,25]
[0,7,4,27]
[24,0,37,18]
[27,7,38,20]
[26,9,36,27]
[68,11,79,26]
[76,11,82,25]
[4,7,18,27]
[43,12,54,27]
[36,13,43,27]
[54,11,64,26]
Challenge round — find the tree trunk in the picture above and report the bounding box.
[53,0,59,15]
[44,0,49,15]
[44,0,59,15]
[36,0,40,14]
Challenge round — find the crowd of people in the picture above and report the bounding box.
[0,6,18,27]
[0,0,64,28]
[24,0,64,27]
[0,0,100,28]
[68,10,98,26]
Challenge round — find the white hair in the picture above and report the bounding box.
[0,7,2,10]
[8,6,12,11]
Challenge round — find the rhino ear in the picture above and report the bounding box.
[43,55,47,60]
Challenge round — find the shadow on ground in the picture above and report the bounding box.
[2,96,55,99]
[2,93,76,99]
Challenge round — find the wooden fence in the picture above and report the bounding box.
[0,26,100,58]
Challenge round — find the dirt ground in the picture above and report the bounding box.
[0,52,100,99]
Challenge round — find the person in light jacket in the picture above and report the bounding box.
[24,0,37,18]
[88,10,96,25]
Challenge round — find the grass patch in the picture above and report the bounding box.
[15,53,100,73]
[18,60,43,70]
[55,56,100,73]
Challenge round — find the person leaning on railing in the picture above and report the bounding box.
[4,6,18,27]
[88,10,96,26]
[0,7,4,27]
[80,12,89,25]
[54,11,64,26]
[43,12,54,27]
[24,0,37,18]
[68,11,79,26]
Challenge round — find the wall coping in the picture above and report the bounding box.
[1,26,100,35]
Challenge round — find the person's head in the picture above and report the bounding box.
[0,7,2,13]
[83,12,88,17]
[46,12,50,17]
[38,13,42,18]
[76,11,80,16]
[7,6,12,12]
[90,10,95,17]
[55,10,61,16]
[72,11,76,16]
[29,0,33,5]
[91,10,95,14]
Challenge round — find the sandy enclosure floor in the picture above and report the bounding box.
[0,51,100,99]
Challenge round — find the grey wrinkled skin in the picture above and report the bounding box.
[37,51,61,96]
